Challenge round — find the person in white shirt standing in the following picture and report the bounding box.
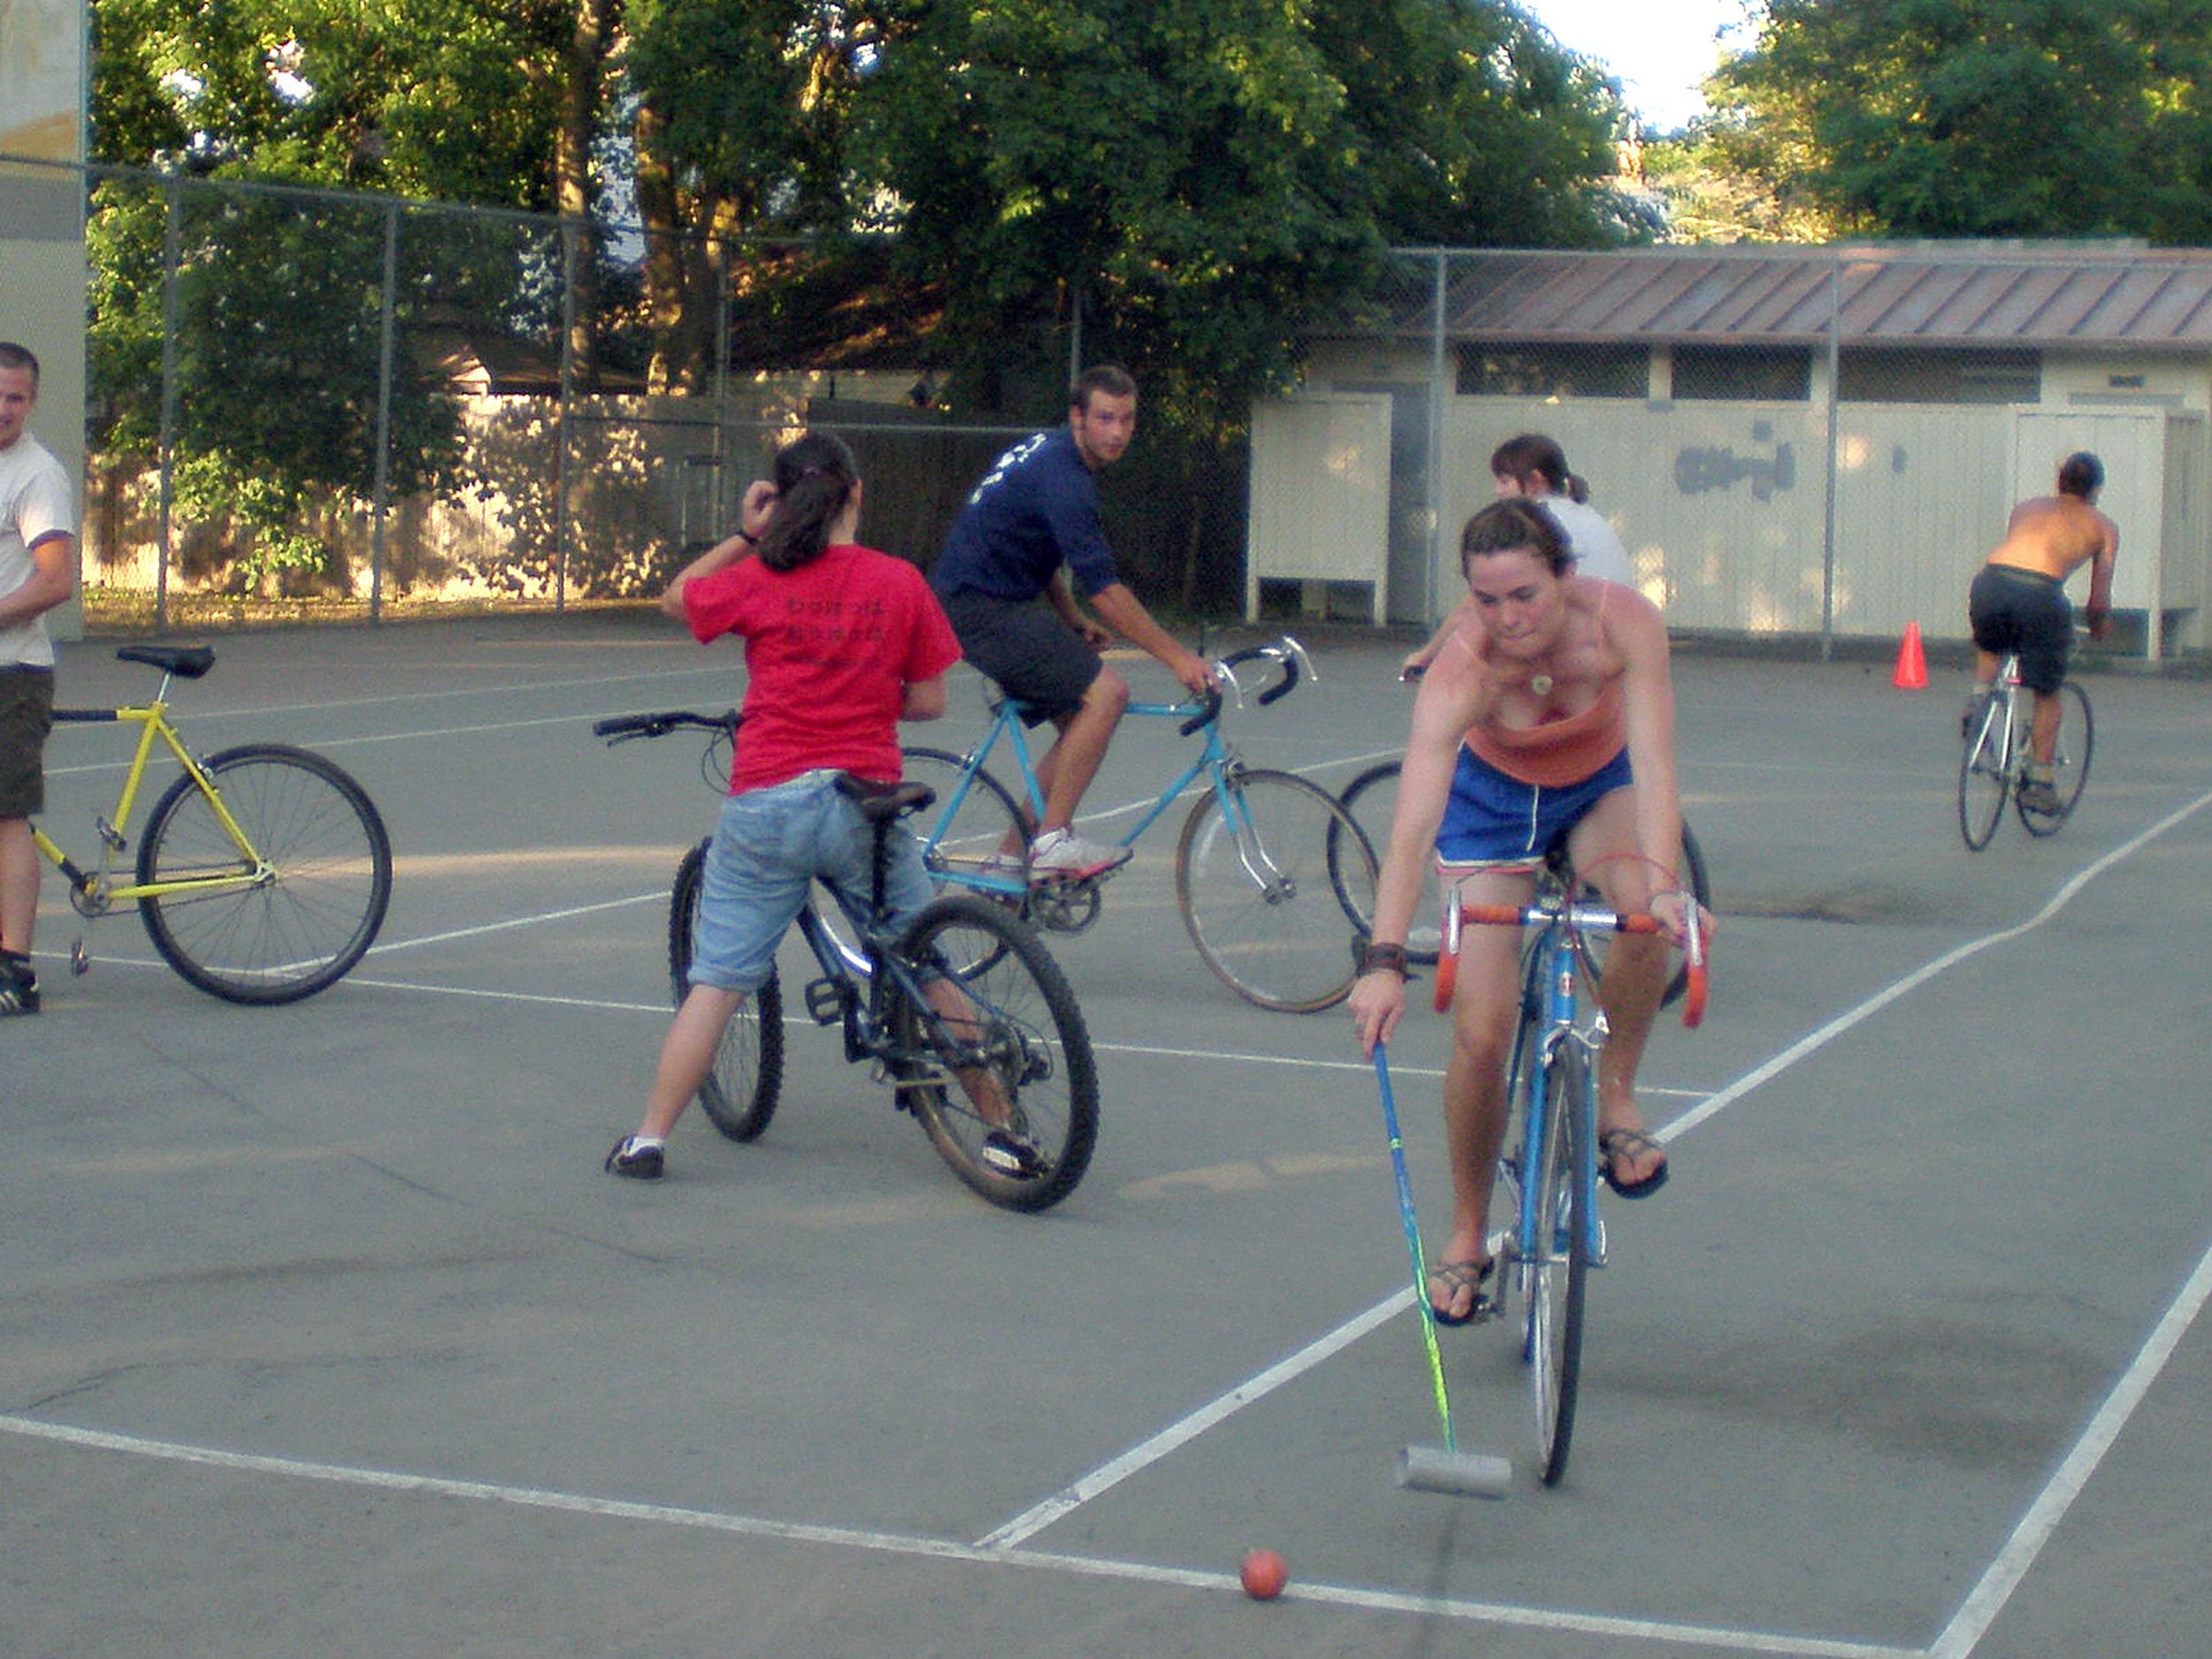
[0,342,80,1015]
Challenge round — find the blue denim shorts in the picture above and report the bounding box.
[1434,743,1634,869]
[687,770,938,993]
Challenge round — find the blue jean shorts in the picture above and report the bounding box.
[687,771,938,994]
[1434,743,1634,869]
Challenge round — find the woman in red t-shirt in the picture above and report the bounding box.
[606,433,979,1180]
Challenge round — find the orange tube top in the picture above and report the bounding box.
[1464,679,1627,787]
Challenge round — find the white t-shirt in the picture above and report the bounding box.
[1540,495,1635,589]
[0,430,74,668]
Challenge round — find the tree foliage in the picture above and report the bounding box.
[1709,0,2212,242]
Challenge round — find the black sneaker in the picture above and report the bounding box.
[980,1128,1047,1179]
[603,1136,664,1179]
[0,955,37,1017]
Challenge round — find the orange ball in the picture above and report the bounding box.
[1240,1548,1288,1601]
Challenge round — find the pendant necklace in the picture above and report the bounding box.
[1528,672,1554,696]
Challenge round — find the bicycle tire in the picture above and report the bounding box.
[668,839,784,1141]
[1330,761,1441,965]
[901,747,1033,897]
[890,895,1098,1213]
[135,743,392,1004]
[1527,1039,1590,1487]
[1958,687,2012,850]
[1175,767,1376,1013]
[2017,680,2093,835]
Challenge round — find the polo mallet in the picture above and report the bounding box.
[1372,1043,1513,1499]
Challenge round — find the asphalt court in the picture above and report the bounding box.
[6,615,2211,1659]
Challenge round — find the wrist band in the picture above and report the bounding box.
[1359,941,1410,979]
[735,529,759,547]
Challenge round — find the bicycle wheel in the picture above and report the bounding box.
[1526,1040,1591,1487]
[1958,687,2013,851]
[1176,767,1377,1013]
[890,895,1099,1213]
[901,747,1033,900]
[2017,680,2093,835]
[668,840,784,1141]
[1330,761,1441,964]
[135,744,392,1004]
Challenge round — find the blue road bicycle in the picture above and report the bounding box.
[895,637,1378,1013]
[1435,848,1706,1485]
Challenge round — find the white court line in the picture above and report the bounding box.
[980,784,2212,1641]
[21,795,2210,1652]
[0,1412,1912,1659]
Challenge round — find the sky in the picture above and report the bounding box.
[1522,0,1756,134]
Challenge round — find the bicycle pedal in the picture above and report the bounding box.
[803,976,856,1026]
[70,939,90,976]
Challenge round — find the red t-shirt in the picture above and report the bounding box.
[682,542,962,793]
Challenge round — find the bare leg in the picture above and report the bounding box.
[2030,685,2064,767]
[0,818,39,956]
[918,976,1016,1129]
[1032,668,1128,835]
[1432,869,1531,1319]
[1571,790,1670,1190]
[634,983,747,1141]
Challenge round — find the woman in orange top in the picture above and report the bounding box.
[1349,498,1703,1325]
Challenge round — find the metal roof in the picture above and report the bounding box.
[1377,244,2212,351]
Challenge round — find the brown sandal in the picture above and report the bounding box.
[1425,1256,1494,1327]
[1598,1128,1670,1199]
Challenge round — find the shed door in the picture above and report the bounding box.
[1245,395,1391,623]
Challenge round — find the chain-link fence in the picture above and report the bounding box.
[13,157,1129,633]
[1253,245,2212,660]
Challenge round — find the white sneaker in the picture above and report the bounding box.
[1028,827,1132,879]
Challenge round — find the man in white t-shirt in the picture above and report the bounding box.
[0,342,80,1015]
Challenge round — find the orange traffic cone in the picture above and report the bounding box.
[1893,621,1928,690]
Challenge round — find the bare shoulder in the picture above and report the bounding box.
[1589,577,1666,653]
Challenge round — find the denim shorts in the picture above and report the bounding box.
[0,668,55,818]
[687,770,938,994]
[1434,743,1634,869]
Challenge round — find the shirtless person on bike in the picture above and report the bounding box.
[1967,452,2117,815]
[1349,499,1704,1325]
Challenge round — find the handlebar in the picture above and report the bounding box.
[1443,899,1707,1029]
[592,710,740,744]
[1176,634,1313,734]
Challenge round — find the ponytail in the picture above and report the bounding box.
[757,432,859,573]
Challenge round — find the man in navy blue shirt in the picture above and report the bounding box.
[934,365,1215,878]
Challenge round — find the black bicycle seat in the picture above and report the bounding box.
[116,644,216,679]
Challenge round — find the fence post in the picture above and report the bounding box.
[1819,254,1842,660]
[555,218,580,613]
[155,174,182,635]
[1425,250,1448,628]
[369,197,400,624]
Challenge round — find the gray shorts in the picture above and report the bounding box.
[938,591,1103,725]
[0,668,55,818]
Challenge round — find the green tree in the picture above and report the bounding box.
[1710,0,2212,241]
[88,0,591,592]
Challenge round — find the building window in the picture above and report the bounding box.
[1838,349,2040,404]
[1457,344,1645,399]
[1672,347,1810,402]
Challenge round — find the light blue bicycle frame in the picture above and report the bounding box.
[1504,914,1607,1272]
[915,694,1275,901]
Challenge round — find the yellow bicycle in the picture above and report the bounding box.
[33,644,392,1003]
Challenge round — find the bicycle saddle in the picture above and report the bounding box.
[836,774,938,821]
[116,644,216,679]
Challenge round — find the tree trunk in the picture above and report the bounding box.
[557,0,619,391]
